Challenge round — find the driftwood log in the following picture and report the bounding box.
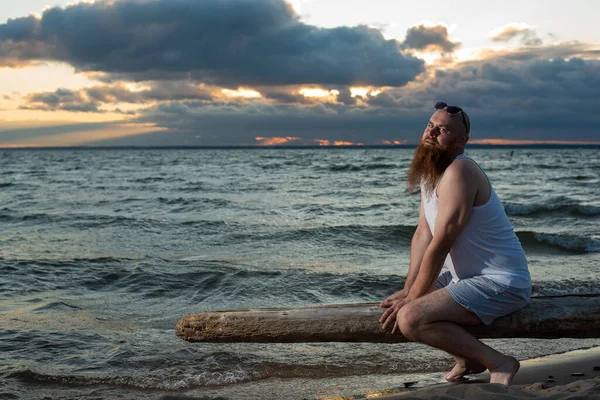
[176,294,600,343]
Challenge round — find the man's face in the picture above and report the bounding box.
[420,110,467,150]
[408,110,468,193]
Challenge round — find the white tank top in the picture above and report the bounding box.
[422,154,530,288]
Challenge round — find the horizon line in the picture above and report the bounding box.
[1,143,600,150]
[2,138,600,149]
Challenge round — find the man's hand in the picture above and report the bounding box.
[379,298,410,334]
[380,288,408,308]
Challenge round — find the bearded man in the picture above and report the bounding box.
[380,102,531,386]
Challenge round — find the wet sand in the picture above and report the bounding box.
[375,347,600,400]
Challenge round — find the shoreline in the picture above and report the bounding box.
[370,347,600,400]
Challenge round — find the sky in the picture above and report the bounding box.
[1,0,599,147]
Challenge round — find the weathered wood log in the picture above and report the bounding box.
[176,294,600,343]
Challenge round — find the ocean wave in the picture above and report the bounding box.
[505,202,600,217]
[229,224,416,249]
[157,197,230,208]
[537,164,567,170]
[32,301,82,312]
[0,209,64,224]
[257,162,285,170]
[532,281,600,296]
[179,181,208,192]
[6,363,368,391]
[130,176,170,183]
[322,163,400,172]
[3,351,439,391]
[0,210,172,229]
[6,368,256,391]
[1,256,400,304]
[293,202,396,214]
[0,256,148,295]
[548,174,598,182]
[5,251,598,306]
[179,219,238,228]
[0,255,138,266]
[517,231,600,253]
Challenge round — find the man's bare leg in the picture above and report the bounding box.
[396,289,520,385]
[383,286,486,381]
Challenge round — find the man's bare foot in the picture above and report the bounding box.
[445,360,487,382]
[489,356,520,385]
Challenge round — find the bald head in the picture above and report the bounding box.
[431,102,470,136]
[461,110,471,135]
[432,109,470,136]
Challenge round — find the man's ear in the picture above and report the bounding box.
[461,134,469,146]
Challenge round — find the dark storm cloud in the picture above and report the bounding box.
[113,45,600,145]
[88,81,215,103]
[402,24,461,53]
[258,87,317,104]
[21,89,103,113]
[20,81,216,112]
[128,100,426,145]
[491,25,543,46]
[361,47,600,141]
[335,87,358,106]
[0,0,424,86]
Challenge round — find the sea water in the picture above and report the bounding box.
[1,147,599,399]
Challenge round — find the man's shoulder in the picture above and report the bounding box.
[445,157,482,179]
[439,157,488,197]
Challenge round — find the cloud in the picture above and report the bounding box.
[2,1,599,147]
[0,0,424,87]
[255,136,301,145]
[402,24,461,53]
[125,100,423,145]
[490,23,543,46]
[21,88,104,112]
[18,81,217,112]
[112,42,600,146]
[363,45,600,137]
[258,86,320,104]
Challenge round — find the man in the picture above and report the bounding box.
[380,102,531,386]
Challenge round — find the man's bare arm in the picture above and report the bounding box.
[404,201,433,291]
[407,161,478,301]
[381,199,432,306]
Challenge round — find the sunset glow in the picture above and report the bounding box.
[350,87,383,98]
[125,82,152,93]
[255,136,301,145]
[299,88,340,98]
[350,87,369,97]
[221,88,262,98]
[1,123,167,147]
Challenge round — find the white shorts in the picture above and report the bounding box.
[434,271,531,325]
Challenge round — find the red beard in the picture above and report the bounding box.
[408,143,457,195]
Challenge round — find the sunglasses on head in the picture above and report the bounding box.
[435,102,469,134]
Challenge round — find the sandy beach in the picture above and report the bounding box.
[372,347,600,400]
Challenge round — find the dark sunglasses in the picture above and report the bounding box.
[435,102,469,134]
